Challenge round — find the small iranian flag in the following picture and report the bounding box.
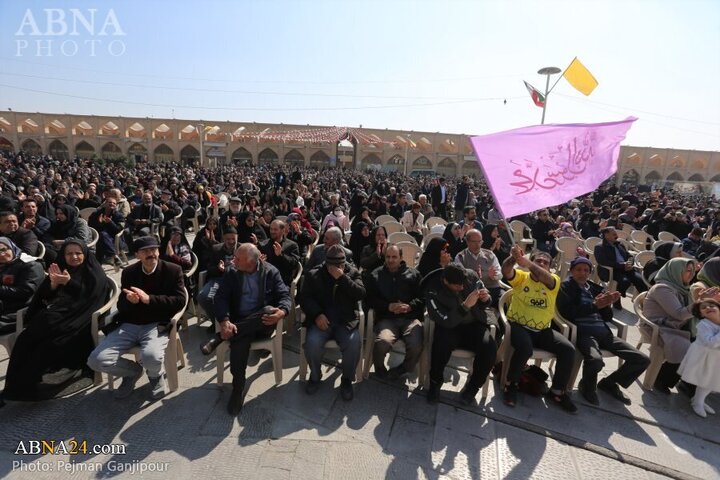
[523,80,545,108]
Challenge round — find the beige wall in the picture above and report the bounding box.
[616,145,720,187]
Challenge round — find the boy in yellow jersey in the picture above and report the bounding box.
[501,245,577,412]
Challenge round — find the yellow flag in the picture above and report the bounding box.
[563,57,598,96]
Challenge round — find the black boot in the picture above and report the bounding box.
[427,380,441,404]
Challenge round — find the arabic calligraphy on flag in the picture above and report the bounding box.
[468,117,637,218]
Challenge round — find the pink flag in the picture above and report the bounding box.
[468,117,636,218]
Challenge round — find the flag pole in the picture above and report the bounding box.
[537,66,561,124]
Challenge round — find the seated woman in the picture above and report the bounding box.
[348,221,371,264]
[359,225,389,273]
[643,257,715,394]
[482,224,510,265]
[192,216,220,272]
[442,222,465,258]
[690,257,720,302]
[161,226,192,270]
[417,237,452,279]
[2,239,111,401]
[45,204,91,263]
[0,237,45,335]
[237,211,267,244]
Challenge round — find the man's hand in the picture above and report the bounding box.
[477,288,491,303]
[218,260,225,272]
[219,319,237,340]
[511,244,530,268]
[22,218,35,229]
[249,233,258,245]
[488,266,500,280]
[262,307,285,326]
[314,314,330,331]
[327,264,344,280]
[389,302,410,314]
[272,241,282,256]
[128,286,150,304]
[463,289,482,309]
[166,242,174,256]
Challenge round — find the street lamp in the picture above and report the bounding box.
[404,133,411,176]
[537,67,561,124]
[198,123,205,167]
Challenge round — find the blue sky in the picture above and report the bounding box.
[0,0,718,151]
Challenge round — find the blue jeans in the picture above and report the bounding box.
[87,323,169,379]
[304,323,361,382]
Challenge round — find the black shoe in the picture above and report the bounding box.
[653,381,672,395]
[388,365,408,380]
[578,379,600,406]
[597,378,631,405]
[305,380,320,395]
[676,380,696,398]
[258,349,271,359]
[201,336,223,356]
[460,387,478,406]
[427,381,441,404]
[544,390,578,413]
[503,383,518,407]
[227,388,244,415]
[340,378,353,402]
[613,300,623,310]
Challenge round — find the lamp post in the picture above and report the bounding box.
[404,133,411,176]
[198,123,205,167]
[537,66,561,124]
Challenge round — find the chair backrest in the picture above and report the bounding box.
[621,223,633,234]
[79,207,96,221]
[375,215,396,226]
[421,232,442,250]
[34,242,46,260]
[658,231,681,243]
[618,238,637,253]
[634,250,655,268]
[87,227,99,249]
[615,229,630,240]
[276,215,288,222]
[186,251,199,278]
[425,216,447,229]
[651,240,671,250]
[584,236,602,253]
[555,237,583,258]
[388,232,415,244]
[395,241,422,268]
[383,221,405,234]
[630,229,654,244]
[509,220,530,239]
[91,278,121,345]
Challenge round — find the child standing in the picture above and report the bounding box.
[678,299,720,417]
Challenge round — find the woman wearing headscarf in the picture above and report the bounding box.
[2,239,111,401]
[442,222,465,258]
[482,224,510,265]
[359,225,388,272]
[45,204,91,263]
[0,237,45,335]
[192,216,220,272]
[236,211,268,244]
[644,242,686,285]
[417,237,452,278]
[160,226,193,270]
[348,221,371,263]
[642,257,712,394]
[690,257,720,302]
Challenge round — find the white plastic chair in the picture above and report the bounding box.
[375,215,396,226]
[388,232,416,244]
[215,317,285,385]
[79,208,96,222]
[383,221,406,235]
[395,241,422,268]
[362,309,428,380]
[509,220,536,251]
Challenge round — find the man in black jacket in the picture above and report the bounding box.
[299,244,365,401]
[197,227,238,318]
[557,257,649,406]
[594,227,647,304]
[365,245,424,379]
[0,212,39,256]
[259,219,300,286]
[88,236,185,400]
[214,243,291,415]
[425,263,496,405]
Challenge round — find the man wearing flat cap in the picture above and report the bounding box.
[88,236,185,400]
[558,256,649,406]
[299,244,365,401]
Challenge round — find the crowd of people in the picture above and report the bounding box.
[0,149,718,419]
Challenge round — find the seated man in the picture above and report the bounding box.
[125,193,163,251]
[0,212,39,256]
[214,243,291,415]
[87,236,185,400]
[88,197,126,265]
[18,198,50,243]
[305,227,353,271]
[365,245,424,379]
[501,245,577,413]
[594,227,648,305]
[455,229,504,309]
[557,257,650,406]
[299,244,365,401]
[286,212,315,263]
[425,263,496,405]
[259,219,300,286]
[197,227,238,325]
[157,190,183,230]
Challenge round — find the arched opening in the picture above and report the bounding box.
[437,157,457,177]
[128,143,148,164]
[711,174,720,183]
[153,124,173,140]
[411,156,433,173]
[258,148,278,166]
[76,140,95,158]
[361,153,382,170]
[621,169,639,184]
[48,139,69,160]
[0,136,14,154]
[385,154,406,172]
[99,121,120,136]
[154,144,174,163]
[310,150,330,168]
[180,145,200,166]
[688,173,705,182]
[179,125,198,141]
[206,146,226,165]
[231,147,253,165]
[74,121,93,136]
[19,118,40,134]
[21,139,42,156]
[47,119,66,136]
[284,149,305,167]
[666,172,683,184]
[644,170,661,183]
[101,141,123,160]
[127,122,147,138]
